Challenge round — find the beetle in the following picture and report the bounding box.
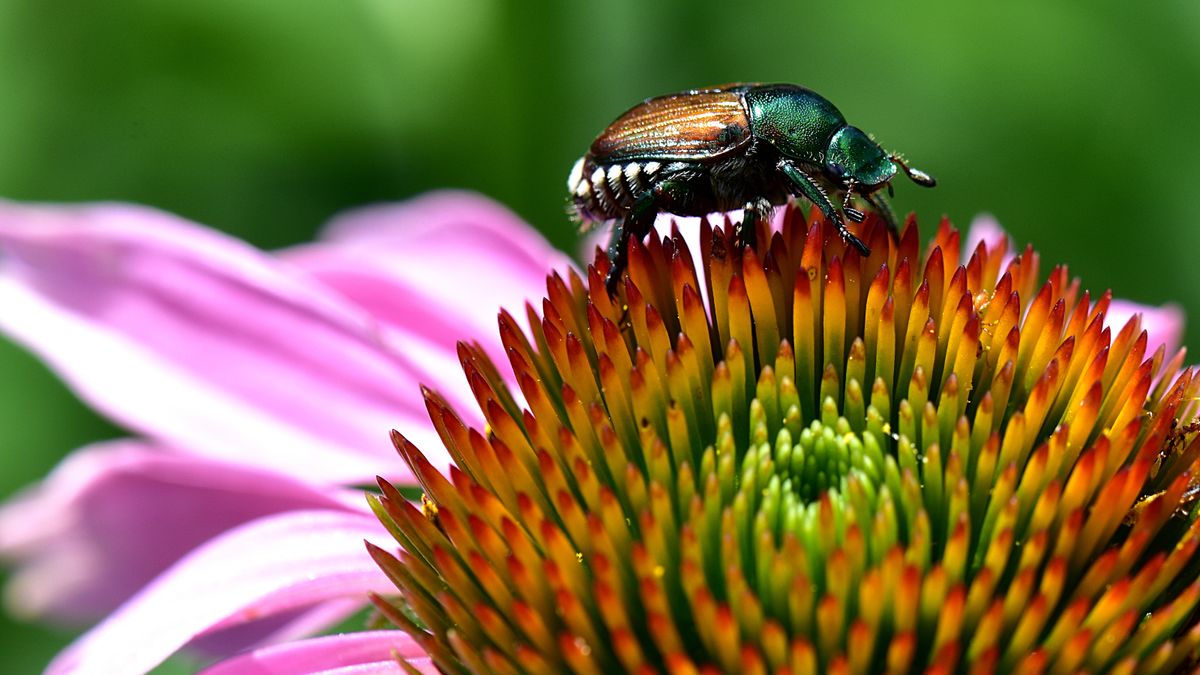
[567,83,936,292]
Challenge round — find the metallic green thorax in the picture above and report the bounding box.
[745,86,896,188]
[744,85,845,164]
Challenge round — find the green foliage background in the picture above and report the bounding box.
[1,0,1198,670]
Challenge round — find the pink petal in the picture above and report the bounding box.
[46,510,393,675]
[201,631,434,675]
[962,214,1019,286]
[0,201,449,483]
[0,441,363,622]
[316,190,567,274]
[285,191,571,368]
[964,213,1010,256]
[1107,299,1186,358]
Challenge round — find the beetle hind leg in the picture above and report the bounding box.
[603,213,632,295]
[864,192,900,237]
[604,190,658,294]
[603,176,699,295]
[738,197,773,252]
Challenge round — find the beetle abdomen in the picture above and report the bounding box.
[568,156,666,224]
[590,90,752,163]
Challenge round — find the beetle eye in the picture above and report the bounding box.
[827,162,847,178]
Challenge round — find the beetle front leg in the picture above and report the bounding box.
[777,159,870,256]
[864,191,900,235]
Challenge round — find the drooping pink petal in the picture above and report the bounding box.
[0,441,364,622]
[45,510,393,675]
[201,630,434,675]
[1107,298,1186,358]
[285,191,571,368]
[964,213,1010,257]
[316,190,568,279]
[0,201,450,483]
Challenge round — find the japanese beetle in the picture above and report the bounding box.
[568,83,936,292]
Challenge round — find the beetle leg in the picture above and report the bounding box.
[605,186,664,294]
[605,176,699,294]
[605,194,647,294]
[739,197,772,252]
[864,191,900,235]
[739,202,757,252]
[603,218,627,294]
[777,159,870,256]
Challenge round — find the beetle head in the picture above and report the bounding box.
[825,127,938,193]
[825,126,896,190]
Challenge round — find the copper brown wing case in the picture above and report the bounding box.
[589,90,753,163]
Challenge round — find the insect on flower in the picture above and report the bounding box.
[568,82,936,292]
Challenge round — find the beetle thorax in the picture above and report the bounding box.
[745,85,847,165]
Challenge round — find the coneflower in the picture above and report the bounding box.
[371,207,1200,673]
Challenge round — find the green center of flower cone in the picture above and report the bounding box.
[368,207,1200,674]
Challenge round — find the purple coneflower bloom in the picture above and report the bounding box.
[371,207,1199,673]
[0,193,1190,673]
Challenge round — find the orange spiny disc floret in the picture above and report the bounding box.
[370,206,1200,674]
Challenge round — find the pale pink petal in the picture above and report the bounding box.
[285,191,570,369]
[201,631,434,675]
[579,225,610,266]
[316,190,567,274]
[0,202,446,484]
[1107,299,1186,358]
[0,441,364,622]
[46,510,393,675]
[963,214,1019,285]
[964,213,1010,255]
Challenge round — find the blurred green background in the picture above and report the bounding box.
[1,0,1198,670]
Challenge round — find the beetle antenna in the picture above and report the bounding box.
[891,154,936,187]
